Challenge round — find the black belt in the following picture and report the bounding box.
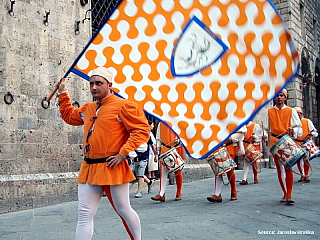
[271,133,282,139]
[243,140,254,144]
[133,157,148,162]
[84,157,111,164]
[223,140,233,147]
[294,139,305,143]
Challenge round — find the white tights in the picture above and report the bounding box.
[242,160,250,180]
[75,183,141,240]
[299,159,305,175]
[159,164,168,196]
[277,159,287,192]
[214,176,223,196]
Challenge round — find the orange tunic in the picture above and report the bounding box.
[268,107,292,146]
[244,122,261,151]
[244,122,255,147]
[58,92,150,185]
[295,118,309,142]
[225,143,236,158]
[158,122,184,155]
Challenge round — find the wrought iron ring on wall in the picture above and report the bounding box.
[4,92,14,105]
[41,97,50,109]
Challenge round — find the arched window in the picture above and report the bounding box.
[315,59,320,87]
[301,47,310,76]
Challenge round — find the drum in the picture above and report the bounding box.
[207,147,237,176]
[158,147,185,173]
[270,135,305,169]
[245,143,263,165]
[301,138,320,160]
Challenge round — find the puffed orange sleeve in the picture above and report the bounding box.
[118,101,150,158]
[58,92,88,126]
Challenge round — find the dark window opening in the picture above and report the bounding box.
[91,0,120,34]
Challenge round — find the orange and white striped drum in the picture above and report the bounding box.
[207,147,237,176]
[301,138,320,161]
[270,135,305,169]
[245,143,263,165]
[159,147,185,173]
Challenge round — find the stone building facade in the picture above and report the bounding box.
[279,0,320,138]
[0,0,319,214]
[0,0,92,213]
[255,0,320,144]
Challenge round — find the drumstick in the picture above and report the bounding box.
[301,129,315,141]
[284,125,300,137]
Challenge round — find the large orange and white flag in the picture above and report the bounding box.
[66,0,299,159]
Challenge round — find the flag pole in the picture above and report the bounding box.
[42,76,68,109]
[45,85,59,103]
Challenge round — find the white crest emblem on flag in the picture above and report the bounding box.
[171,16,229,77]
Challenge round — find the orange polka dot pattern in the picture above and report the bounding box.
[72,0,299,159]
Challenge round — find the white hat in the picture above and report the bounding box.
[294,107,303,113]
[90,67,113,83]
[280,88,287,98]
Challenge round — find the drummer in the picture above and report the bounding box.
[263,89,301,204]
[294,107,318,183]
[207,125,246,203]
[239,121,263,185]
[151,121,187,202]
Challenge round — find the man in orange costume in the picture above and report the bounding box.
[240,121,262,185]
[57,67,150,240]
[206,126,246,202]
[266,89,301,204]
[151,122,185,202]
[294,107,318,183]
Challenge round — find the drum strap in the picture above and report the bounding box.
[84,157,111,164]
[161,142,181,149]
[271,133,282,139]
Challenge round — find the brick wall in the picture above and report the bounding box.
[0,0,92,213]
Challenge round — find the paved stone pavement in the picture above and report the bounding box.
[1,158,320,240]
